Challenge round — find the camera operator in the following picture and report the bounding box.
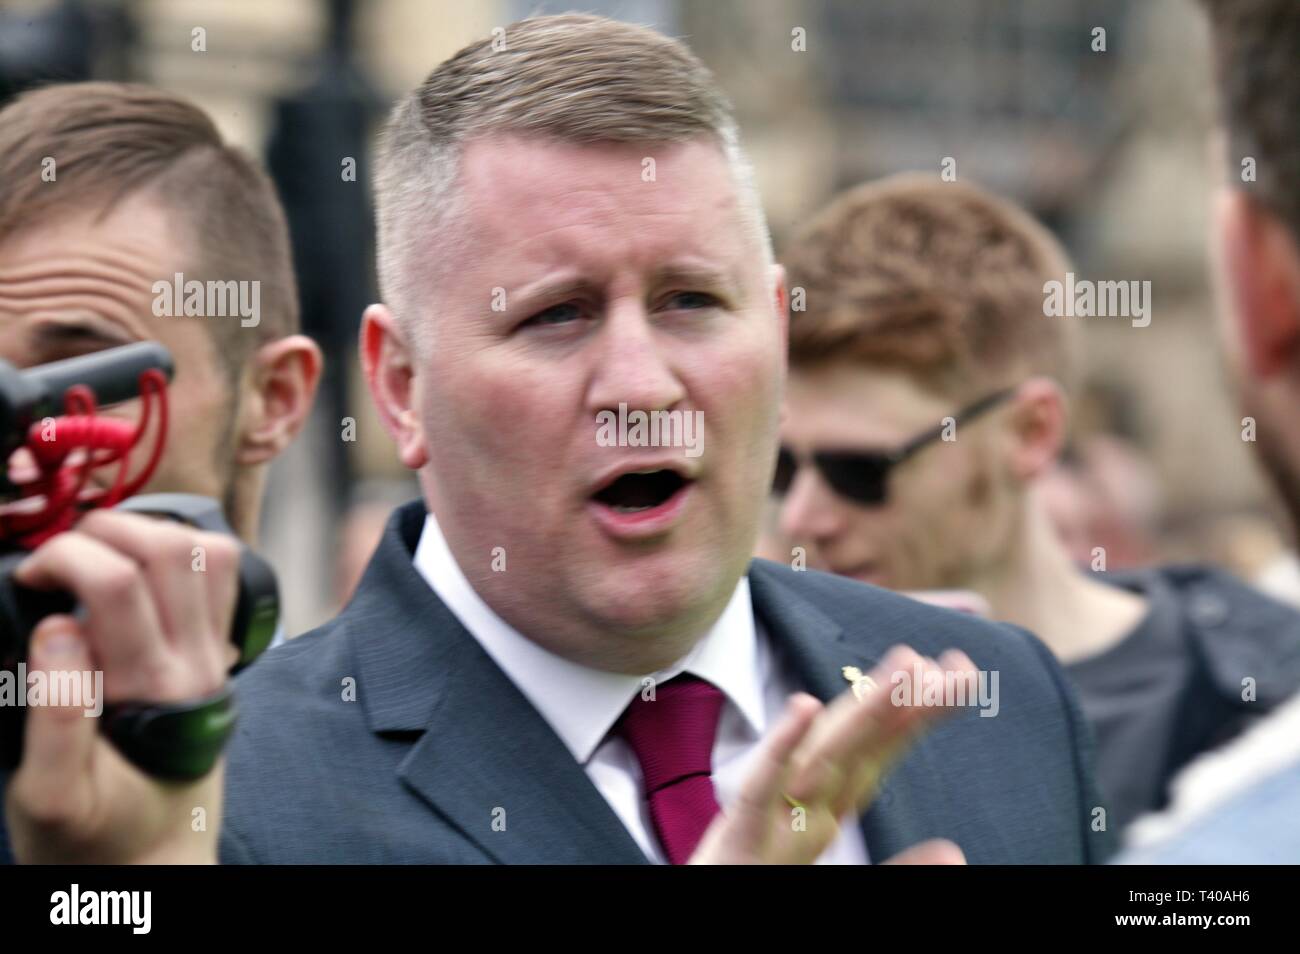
[0,82,322,863]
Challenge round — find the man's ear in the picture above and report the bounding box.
[1216,189,1300,379]
[235,334,323,466]
[360,303,428,470]
[1005,377,1069,484]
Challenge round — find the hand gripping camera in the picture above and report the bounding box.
[0,342,278,780]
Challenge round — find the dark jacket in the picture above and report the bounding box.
[1070,564,1300,830]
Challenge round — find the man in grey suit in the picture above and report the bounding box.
[221,501,1107,864]
[220,13,1110,866]
[7,14,1112,865]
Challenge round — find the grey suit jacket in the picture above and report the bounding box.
[220,501,1114,864]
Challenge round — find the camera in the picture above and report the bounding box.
[0,343,279,779]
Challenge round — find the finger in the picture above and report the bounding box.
[882,838,967,865]
[80,513,241,677]
[787,645,920,808]
[793,645,971,816]
[938,649,978,681]
[881,652,956,734]
[836,650,979,811]
[842,655,977,805]
[13,531,175,700]
[9,617,99,835]
[6,446,39,484]
[191,530,241,667]
[699,693,822,860]
[881,650,981,749]
[74,511,213,664]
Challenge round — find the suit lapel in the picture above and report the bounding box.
[747,559,931,862]
[347,501,647,865]
[396,636,648,865]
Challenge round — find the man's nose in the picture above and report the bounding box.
[586,301,686,415]
[778,465,846,543]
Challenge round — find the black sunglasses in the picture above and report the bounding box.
[773,387,1016,507]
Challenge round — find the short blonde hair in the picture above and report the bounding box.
[373,13,769,342]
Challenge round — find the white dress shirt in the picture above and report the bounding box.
[413,513,869,865]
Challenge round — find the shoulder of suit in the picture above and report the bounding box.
[747,557,1047,662]
[232,614,355,711]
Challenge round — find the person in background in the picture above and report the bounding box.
[774,172,1300,833]
[1118,0,1300,863]
[1040,434,1163,572]
[0,81,322,862]
[0,82,322,545]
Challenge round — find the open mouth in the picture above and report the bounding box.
[591,469,688,514]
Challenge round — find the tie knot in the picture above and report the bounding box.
[615,674,726,794]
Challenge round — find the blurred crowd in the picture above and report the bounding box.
[2,0,1284,631]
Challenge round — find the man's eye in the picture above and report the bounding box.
[32,325,132,361]
[526,302,584,326]
[663,291,720,311]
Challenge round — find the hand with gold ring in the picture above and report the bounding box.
[689,644,975,865]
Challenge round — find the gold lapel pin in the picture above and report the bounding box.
[841,665,879,701]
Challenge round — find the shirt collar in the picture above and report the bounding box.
[411,512,766,763]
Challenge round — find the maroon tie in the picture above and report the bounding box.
[614,674,727,865]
